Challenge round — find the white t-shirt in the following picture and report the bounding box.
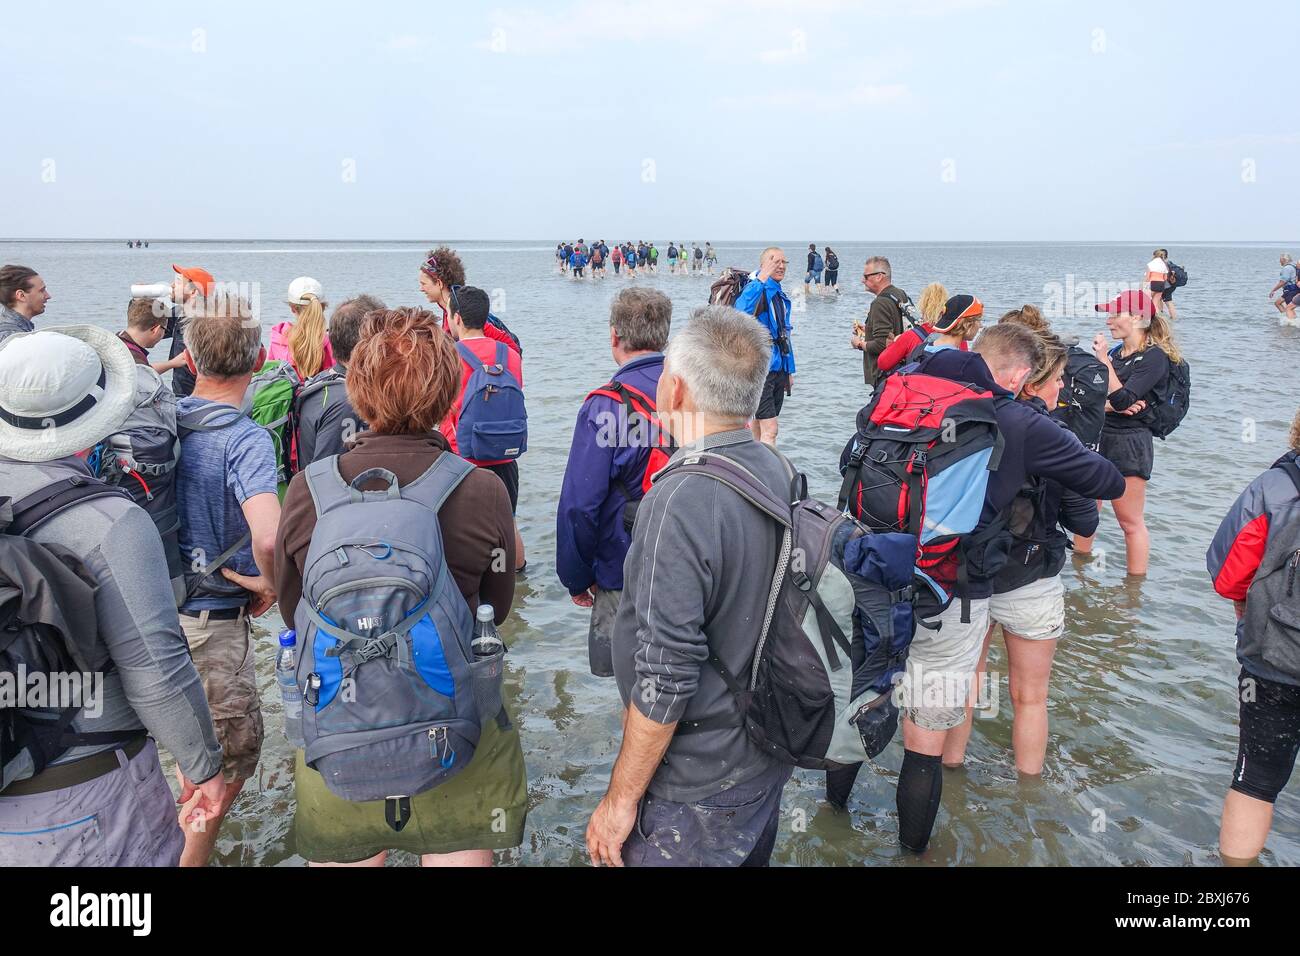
[1147,257,1169,277]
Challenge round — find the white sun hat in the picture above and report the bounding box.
[0,327,137,463]
[287,276,324,306]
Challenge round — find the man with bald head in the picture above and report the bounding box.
[734,247,794,445]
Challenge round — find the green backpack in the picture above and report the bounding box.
[243,360,300,497]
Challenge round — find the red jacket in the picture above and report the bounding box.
[876,324,969,374]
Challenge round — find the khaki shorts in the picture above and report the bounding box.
[988,575,1065,642]
[899,597,990,731]
[292,709,528,862]
[181,610,264,783]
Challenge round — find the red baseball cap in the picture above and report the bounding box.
[1095,290,1155,319]
[172,263,215,295]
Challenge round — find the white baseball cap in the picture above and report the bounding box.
[287,276,324,306]
[0,327,137,463]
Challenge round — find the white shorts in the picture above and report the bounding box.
[988,574,1064,642]
[899,597,990,731]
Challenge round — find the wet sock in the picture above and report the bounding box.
[897,749,943,852]
[825,763,862,809]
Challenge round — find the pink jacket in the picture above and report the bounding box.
[268,320,335,377]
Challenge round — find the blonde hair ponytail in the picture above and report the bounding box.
[1144,311,1182,365]
[288,295,328,378]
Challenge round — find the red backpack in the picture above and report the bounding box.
[585,379,675,532]
[837,372,1005,621]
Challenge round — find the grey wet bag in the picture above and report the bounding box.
[294,454,508,825]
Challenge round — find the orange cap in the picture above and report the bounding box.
[172,263,215,295]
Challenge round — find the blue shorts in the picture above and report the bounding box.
[806,270,823,284]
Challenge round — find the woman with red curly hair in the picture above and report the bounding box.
[274,307,526,867]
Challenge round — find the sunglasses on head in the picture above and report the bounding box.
[422,255,439,277]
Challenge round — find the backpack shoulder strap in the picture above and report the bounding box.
[3,477,131,537]
[456,341,486,373]
[398,452,477,515]
[494,339,510,370]
[177,403,243,436]
[297,368,343,404]
[303,455,354,517]
[664,451,802,736]
[656,452,792,529]
[183,530,252,602]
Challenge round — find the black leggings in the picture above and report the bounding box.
[1231,668,1300,804]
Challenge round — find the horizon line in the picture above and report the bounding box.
[2,237,1296,245]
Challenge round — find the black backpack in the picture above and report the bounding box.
[826,252,839,271]
[1149,354,1191,440]
[1168,262,1189,288]
[0,477,134,791]
[1051,345,1108,451]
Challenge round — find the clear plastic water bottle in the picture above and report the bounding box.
[471,605,505,659]
[276,629,303,745]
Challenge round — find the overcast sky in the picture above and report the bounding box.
[2,0,1292,241]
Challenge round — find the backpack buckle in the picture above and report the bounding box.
[353,633,397,664]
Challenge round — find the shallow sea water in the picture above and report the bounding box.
[4,238,1296,866]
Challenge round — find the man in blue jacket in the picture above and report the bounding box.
[734,247,794,446]
[875,323,1125,853]
[557,288,673,676]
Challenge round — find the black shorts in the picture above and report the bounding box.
[1149,280,1173,299]
[1100,426,1154,481]
[756,370,788,420]
[825,269,839,287]
[1231,667,1300,803]
[480,460,519,514]
[1283,285,1299,305]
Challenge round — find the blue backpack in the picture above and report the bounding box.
[455,341,528,462]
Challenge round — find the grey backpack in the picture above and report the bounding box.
[97,366,185,604]
[295,453,509,830]
[666,449,934,768]
[1241,455,1300,679]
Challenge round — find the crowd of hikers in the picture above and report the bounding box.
[0,243,1297,869]
[556,239,718,278]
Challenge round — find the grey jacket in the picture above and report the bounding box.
[0,306,34,345]
[0,455,223,784]
[612,429,786,803]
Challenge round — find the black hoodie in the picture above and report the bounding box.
[913,349,1125,597]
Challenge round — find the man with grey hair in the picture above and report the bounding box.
[734,247,794,446]
[557,288,672,677]
[853,255,912,390]
[586,305,796,867]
